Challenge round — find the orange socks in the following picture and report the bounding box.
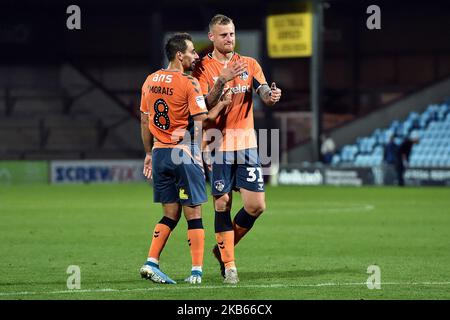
[147,216,178,263]
[147,216,204,270]
[215,230,236,269]
[215,210,236,268]
[148,224,172,261]
[187,219,205,268]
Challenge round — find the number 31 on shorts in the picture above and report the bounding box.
[246,167,263,182]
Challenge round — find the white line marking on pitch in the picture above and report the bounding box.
[1,281,449,296]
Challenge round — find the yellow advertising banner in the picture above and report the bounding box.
[267,11,312,58]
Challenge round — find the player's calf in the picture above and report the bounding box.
[214,209,237,278]
[232,207,260,246]
[185,217,204,284]
[212,244,225,278]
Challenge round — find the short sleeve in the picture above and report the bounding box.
[186,77,208,117]
[192,64,210,96]
[251,58,268,92]
[140,81,149,114]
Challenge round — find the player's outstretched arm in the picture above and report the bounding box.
[205,77,227,110]
[194,89,231,131]
[205,60,247,109]
[206,88,232,126]
[140,112,154,179]
[195,89,232,129]
[258,82,282,106]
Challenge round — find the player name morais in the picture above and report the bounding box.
[177,304,211,318]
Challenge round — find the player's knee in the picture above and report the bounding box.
[163,207,182,221]
[165,212,181,222]
[184,206,202,220]
[245,201,265,217]
[214,194,231,212]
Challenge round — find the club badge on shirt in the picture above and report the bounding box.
[239,71,249,81]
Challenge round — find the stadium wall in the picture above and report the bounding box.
[60,64,142,152]
[2,160,450,186]
[274,165,450,187]
[0,161,48,184]
[0,160,145,185]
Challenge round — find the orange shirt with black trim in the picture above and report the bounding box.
[140,69,207,149]
[192,53,267,151]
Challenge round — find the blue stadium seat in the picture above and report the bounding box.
[331,154,341,166]
[373,146,383,155]
[445,113,450,122]
[332,100,450,168]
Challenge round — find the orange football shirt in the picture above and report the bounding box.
[192,53,268,151]
[140,69,207,148]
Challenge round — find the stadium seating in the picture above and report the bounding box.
[0,66,142,160]
[332,102,450,167]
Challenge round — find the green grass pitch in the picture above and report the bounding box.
[0,184,449,300]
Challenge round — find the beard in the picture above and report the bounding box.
[218,44,234,54]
